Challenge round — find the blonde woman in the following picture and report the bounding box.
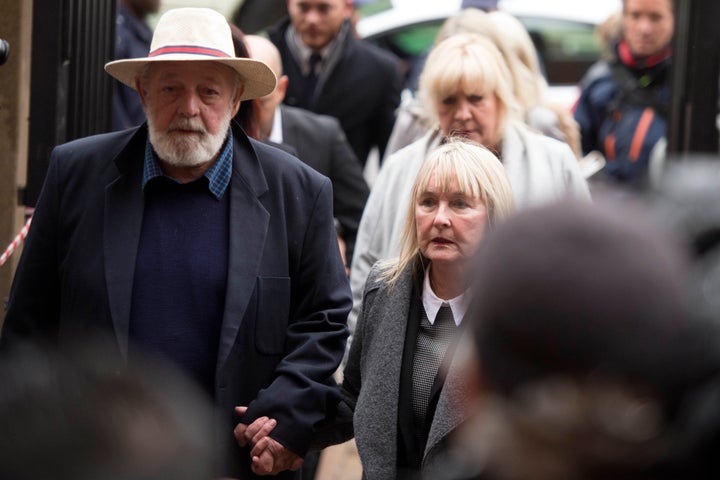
[335,139,514,478]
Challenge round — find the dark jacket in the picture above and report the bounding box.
[268,18,402,165]
[279,104,369,260]
[1,123,352,479]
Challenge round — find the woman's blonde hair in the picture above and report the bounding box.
[418,33,521,138]
[380,138,515,286]
[435,9,543,115]
[488,10,548,109]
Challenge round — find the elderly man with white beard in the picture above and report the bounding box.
[0,8,352,480]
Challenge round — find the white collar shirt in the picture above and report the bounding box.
[421,266,470,326]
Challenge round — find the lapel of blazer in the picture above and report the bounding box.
[424,335,474,460]
[104,127,147,360]
[362,266,415,475]
[279,105,301,150]
[216,132,270,369]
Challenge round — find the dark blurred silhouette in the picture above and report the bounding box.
[650,159,720,326]
[447,198,720,480]
[0,339,216,480]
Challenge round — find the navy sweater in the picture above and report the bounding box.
[129,177,229,397]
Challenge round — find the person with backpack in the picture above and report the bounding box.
[574,0,674,186]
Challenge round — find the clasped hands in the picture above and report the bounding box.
[233,406,304,476]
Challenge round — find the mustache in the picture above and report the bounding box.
[168,119,207,134]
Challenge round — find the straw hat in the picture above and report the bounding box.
[105,8,276,101]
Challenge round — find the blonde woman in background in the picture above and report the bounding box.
[348,33,589,341]
[488,10,582,158]
[385,8,581,158]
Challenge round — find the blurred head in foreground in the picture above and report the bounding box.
[459,199,720,480]
[0,341,216,480]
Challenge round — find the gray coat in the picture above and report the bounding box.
[317,263,474,479]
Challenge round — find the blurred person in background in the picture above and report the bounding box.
[385,8,581,160]
[396,0,499,94]
[488,10,582,159]
[349,33,589,352]
[446,198,720,480]
[574,0,674,186]
[243,34,369,266]
[112,0,161,131]
[267,0,402,166]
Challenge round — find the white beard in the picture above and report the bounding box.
[147,109,233,168]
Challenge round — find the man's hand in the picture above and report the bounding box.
[249,435,304,476]
[233,406,303,475]
[233,406,276,447]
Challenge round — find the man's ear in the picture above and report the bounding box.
[135,77,147,107]
[231,84,245,116]
[276,75,289,103]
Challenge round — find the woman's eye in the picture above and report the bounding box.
[441,97,457,106]
[468,95,484,104]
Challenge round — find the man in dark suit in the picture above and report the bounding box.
[0,8,351,480]
[245,34,368,266]
[268,0,402,166]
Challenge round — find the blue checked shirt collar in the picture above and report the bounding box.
[142,130,234,200]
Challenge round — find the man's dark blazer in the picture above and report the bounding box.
[268,18,402,165]
[1,123,352,480]
[278,104,369,261]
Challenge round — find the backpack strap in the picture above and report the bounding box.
[629,108,656,162]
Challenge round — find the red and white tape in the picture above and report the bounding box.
[0,216,32,267]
